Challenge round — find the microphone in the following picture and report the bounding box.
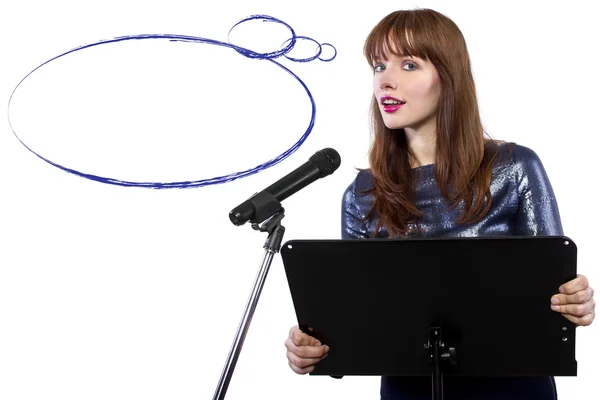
[229,148,341,226]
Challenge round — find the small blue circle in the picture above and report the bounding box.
[318,43,337,62]
[281,36,322,63]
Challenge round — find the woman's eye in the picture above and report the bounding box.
[374,63,385,72]
[403,62,417,71]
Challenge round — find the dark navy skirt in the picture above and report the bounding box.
[380,376,558,400]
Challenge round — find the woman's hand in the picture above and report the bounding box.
[284,325,329,374]
[551,274,595,326]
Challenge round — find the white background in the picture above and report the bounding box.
[1,1,598,399]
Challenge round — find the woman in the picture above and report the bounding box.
[284,8,595,400]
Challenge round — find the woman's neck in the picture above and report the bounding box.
[405,128,436,168]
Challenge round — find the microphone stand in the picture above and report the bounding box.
[212,209,286,400]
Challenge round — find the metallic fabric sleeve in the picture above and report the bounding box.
[513,145,564,236]
[341,170,372,239]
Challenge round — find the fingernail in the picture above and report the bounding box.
[559,287,565,293]
[551,305,560,311]
[551,297,560,304]
[325,345,330,352]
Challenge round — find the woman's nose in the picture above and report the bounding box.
[378,72,397,90]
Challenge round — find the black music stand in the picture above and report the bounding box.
[280,236,578,400]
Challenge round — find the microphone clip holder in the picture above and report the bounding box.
[252,208,285,234]
[253,209,286,253]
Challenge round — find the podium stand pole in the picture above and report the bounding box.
[212,211,286,400]
[426,327,457,400]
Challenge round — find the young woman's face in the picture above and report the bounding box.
[372,53,442,132]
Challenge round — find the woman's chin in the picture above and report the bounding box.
[383,121,407,130]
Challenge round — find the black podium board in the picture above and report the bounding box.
[280,236,577,380]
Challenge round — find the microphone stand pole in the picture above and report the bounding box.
[212,209,286,400]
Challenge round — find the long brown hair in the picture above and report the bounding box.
[363,8,503,237]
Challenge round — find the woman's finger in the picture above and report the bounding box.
[288,360,315,375]
[551,287,594,306]
[552,298,596,317]
[559,274,589,295]
[561,310,595,326]
[286,350,328,369]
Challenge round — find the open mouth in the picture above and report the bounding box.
[381,98,405,106]
[381,97,406,112]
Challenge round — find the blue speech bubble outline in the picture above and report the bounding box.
[7,15,337,189]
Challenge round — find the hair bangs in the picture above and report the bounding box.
[364,13,430,65]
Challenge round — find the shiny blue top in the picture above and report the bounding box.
[341,143,561,400]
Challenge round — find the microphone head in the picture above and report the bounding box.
[309,148,341,177]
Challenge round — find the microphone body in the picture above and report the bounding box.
[229,148,341,226]
[263,160,323,201]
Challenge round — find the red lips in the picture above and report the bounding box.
[380,96,405,113]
